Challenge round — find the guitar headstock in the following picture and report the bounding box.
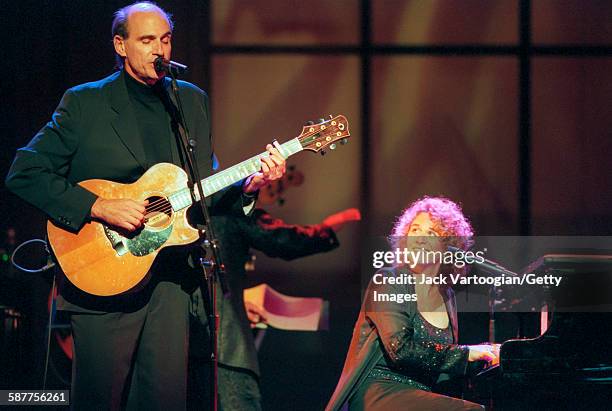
[297,115,350,154]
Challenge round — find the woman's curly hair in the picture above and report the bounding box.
[390,196,474,253]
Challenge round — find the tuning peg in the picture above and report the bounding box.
[330,143,337,150]
[317,118,325,124]
[320,150,326,156]
[340,138,349,145]
[304,120,314,126]
[329,114,333,119]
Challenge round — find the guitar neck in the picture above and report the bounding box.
[195,137,303,201]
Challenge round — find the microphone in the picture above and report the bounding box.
[154,57,188,76]
[447,245,517,277]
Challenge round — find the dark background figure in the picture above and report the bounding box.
[189,207,360,410]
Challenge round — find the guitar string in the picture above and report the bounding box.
[143,207,173,221]
[145,203,173,213]
[143,164,251,214]
[142,163,252,213]
[145,198,169,209]
[143,155,264,208]
[142,163,257,211]
[140,162,273,216]
[143,176,238,212]
[140,132,332,213]
[144,203,173,214]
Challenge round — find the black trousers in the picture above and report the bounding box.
[188,361,261,411]
[217,365,261,411]
[70,281,190,411]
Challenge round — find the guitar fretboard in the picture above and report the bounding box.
[194,137,303,201]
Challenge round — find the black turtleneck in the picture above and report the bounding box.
[124,71,173,168]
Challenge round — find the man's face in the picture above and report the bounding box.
[114,10,172,84]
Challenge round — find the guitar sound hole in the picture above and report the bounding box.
[144,196,173,228]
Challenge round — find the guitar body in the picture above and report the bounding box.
[47,163,200,296]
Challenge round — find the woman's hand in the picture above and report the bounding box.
[468,344,499,365]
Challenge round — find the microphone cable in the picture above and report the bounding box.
[9,238,58,390]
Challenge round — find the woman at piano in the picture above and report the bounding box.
[326,196,498,411]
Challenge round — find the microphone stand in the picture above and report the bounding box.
[448,247,517,342]
[161,64,225,411]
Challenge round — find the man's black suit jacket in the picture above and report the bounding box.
[6,70,245,312]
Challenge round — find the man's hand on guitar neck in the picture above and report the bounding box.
[90,198,149,232]
[243,143,287,193]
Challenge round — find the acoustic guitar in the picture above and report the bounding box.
[47,115,350,296]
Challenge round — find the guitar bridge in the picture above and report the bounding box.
[103,226,129,256]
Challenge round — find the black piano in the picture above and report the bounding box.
[469,254,612,410]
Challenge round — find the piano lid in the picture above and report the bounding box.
[522,254,612,275]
